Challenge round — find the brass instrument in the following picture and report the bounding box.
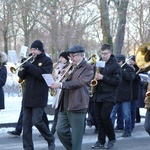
[135,42,150,74]
[88,53,100,96]
[135,42,150,109]
[121,56,133,67]
[10,54,34,74]
[90,67,99,96]
[50,63,73,96]
[87,54,99,65]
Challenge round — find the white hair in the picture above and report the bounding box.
[0,52,8,64]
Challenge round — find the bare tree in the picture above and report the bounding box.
[99,0,112,45]
[113,0,129,55]
[13,0,38,47]
[33,0,100,60]
[0,0,13,54]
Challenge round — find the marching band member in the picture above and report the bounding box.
[50,45,93,150]
[18,40,55,150]
[51,51,69,135]
[92,44,122,149]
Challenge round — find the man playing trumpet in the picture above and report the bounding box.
[18,40,55,150]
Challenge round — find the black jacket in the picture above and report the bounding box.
[132,64,141,100]
[18,52,53,108]
[117,63,135,102]
[94,54,122,104]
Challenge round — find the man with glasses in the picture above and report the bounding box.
[50,45,94,150]
[92,44,122,149]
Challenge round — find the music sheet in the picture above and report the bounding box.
[139,73,150,83]
[42,74,55,86]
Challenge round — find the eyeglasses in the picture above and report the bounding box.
[101,52,110,55]
[68,53,78,58]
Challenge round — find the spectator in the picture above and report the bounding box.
[0,52,7,110]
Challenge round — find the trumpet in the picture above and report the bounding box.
[10,54,34,74]
[50,63,73,96]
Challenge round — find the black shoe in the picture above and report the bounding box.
[91,141,104,149]
[105,139,116,149]
[115,127,124,131]
[87,120,93,128]
[122,132,131,137]
[7,130,21,136]
[48,142,55,150]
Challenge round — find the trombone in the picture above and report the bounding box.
[10,54,34,74]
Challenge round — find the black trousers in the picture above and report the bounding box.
[23,107,54,150]
[95,102,115,145]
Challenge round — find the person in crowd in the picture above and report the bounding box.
[7,59,50,137]
[128,55,141,131]
[50,51,70,135]
[91,44,122,149]
[18,40,55,150]
[7,104,49,136]
[50,45,94,150]
[86,96,98,134]
[114,106,124,131]
[144,82,150,135]
[0,52,7,111]
[111,54,135,138]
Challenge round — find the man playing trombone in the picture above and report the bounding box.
[18,40,55,150]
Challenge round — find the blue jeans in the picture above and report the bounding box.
[111,103,124,129]
[122,102,131,133]
[111,102,131,133]
[131,100,137,131]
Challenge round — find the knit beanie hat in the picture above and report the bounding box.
[116,54,125,62]
[59,52,69,62]
[30,40,44,52]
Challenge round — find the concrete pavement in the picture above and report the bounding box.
[0,120,150,150]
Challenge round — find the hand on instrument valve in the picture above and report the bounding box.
[22,61,31,69]
[50,82,61,89]
[95,72,103,80]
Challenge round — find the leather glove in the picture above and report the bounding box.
[22,61,31,69]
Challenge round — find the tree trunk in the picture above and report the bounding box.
[114,0,129,55]
[99,0,112,46]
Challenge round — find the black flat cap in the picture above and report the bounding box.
[67,45,85,53]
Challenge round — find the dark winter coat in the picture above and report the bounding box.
[94,54,122,104]
[0,65,7,109]
[58,59,94,111]
[117,63,135,102]
[132,64,141,100]
[18,52,53,108]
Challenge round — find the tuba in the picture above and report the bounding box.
[135,42,150,109]
[135,42,150,73]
